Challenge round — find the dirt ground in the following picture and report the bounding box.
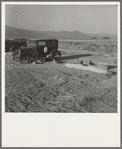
[5,49,117,113]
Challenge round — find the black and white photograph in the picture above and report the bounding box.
[4,3,119,113]
[2,1,120,147]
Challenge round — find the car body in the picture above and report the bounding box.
[14,39,28,48]
[21,39,28,47]
[5,38,29,52]
[20,39,61,63]
[5,39,14,52]
[35,39,58,57]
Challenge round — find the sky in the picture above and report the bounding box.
[5,4,118,34]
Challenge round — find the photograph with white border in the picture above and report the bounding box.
[2,1,120,147]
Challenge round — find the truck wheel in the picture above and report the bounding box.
[30,50,38,59]
[20,53,28,64]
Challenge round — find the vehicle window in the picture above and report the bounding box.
[38,41,46,46]
[47,41,55,46]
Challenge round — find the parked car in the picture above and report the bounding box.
[8,38,28,52]
[14,38,28,48]
[21,39,28,47]
[5,39,14,52]
[14,39,21,48]
[19,39,61,63]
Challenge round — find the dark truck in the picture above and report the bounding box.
[5,39,14,52]
[5,38,28,52]
[21,39,27,47]
[14,38,27,48]
[19,39,61,63]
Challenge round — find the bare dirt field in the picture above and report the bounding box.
[5,47,117,113]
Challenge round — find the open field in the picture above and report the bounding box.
[58,39,117,54]
[5,40,118,113]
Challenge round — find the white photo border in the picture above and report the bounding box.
[2,1,121,147]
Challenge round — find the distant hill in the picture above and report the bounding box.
[5,26,117,40]
[5,26,48,40]
[5,26,92,40]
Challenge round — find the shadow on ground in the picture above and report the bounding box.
[108,71,117,75]
[61,54,92,60]
[108,65,117,70]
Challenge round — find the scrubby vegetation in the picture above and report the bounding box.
[58,39,117,54]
